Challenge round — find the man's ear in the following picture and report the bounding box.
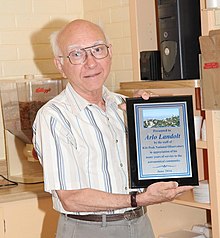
[54,58,67,78]
[108,44,113,59]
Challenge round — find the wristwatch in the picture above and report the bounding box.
[131,193,138,207]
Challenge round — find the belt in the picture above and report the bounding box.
[65,207,144,222]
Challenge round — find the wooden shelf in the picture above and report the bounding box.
[120,80,200,90]
[172,140,209,211]
[0,183,47,203]
[9,174,43,183]
[127,1,220,235]
[202,8,220,11]
[173,190,211,210]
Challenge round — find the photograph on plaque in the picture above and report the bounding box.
[126,95,198,188]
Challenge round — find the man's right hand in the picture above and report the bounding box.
[137,181,193,206]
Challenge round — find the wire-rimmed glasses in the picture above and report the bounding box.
[59,44,110,65]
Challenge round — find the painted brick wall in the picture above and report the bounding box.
[0,0,83,161]
[0,0,132,91]
[0,0,132,160]
[83,0,132,91]
[0,1,220,89]
[0,0,83,80]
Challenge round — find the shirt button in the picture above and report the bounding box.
[125,187,128,190]
[116,139,118,143]
[120,163,123,167]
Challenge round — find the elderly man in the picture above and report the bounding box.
[33,19,192,238]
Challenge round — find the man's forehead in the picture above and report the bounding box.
[67,40,106,50]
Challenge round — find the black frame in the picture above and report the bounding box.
[126,95,198,188]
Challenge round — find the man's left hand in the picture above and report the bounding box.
[119,90,155,111]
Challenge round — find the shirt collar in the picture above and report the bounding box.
[64,83,119,115]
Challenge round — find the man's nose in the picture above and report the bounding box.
[84,50,97,68]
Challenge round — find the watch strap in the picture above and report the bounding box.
[131,193,137,207]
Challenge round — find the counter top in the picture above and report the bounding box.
[0,183,49,203]
[120,80,200,90]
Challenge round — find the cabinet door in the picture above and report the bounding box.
[3,197,59,238]
[148,203,207,237]
[0,207,5,237]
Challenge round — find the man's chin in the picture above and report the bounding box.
[85,78,105,88]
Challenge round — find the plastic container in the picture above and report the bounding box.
[0,78,67,143]
[194,115,203,141]
[201,119,207,141]
[193,180,210,204]
[206,0,220,9]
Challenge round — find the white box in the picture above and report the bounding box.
[159,230,206,238]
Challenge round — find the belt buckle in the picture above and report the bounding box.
[123,209,137,221]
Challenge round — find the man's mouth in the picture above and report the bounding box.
[84,72,101,78]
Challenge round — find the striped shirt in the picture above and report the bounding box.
[33,83,133,215]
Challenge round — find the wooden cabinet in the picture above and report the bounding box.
[0,184,59,238]
[205,111,220,237]
[127,0,220,236]
[0,207,4,237]
[0,197,59,238]
[119,80,219,237]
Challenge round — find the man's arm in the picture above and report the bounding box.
[56,181,192,213]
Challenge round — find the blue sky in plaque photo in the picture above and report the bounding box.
[142,107,180,128]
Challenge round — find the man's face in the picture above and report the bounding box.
[56,21,112,96]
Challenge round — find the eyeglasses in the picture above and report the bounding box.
[59,44,110,65]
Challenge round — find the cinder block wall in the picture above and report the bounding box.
[0,0,132,161]
[0,0,132,91]
[1,1,220,89]
[0,0,83,161]
[0,0,83,80]
[83,0,133,91]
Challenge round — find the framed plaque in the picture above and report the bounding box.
[126,95,198,188]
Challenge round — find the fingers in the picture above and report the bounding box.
[147,181,177,191]
[145,182,178,203]
[141,91,150,100]
[162,182,193,196]
[133,89,159,99]
[143,181,193,205]
[163,181,179,189]
[172,186,193,199]
[164,183,193,199]
[118,103,126,111]
[156,181,193,191]
[176,185,193,193]
[133,89,150,99]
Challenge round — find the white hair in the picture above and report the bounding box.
[50,30,62,56]
[49,29,64,64]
